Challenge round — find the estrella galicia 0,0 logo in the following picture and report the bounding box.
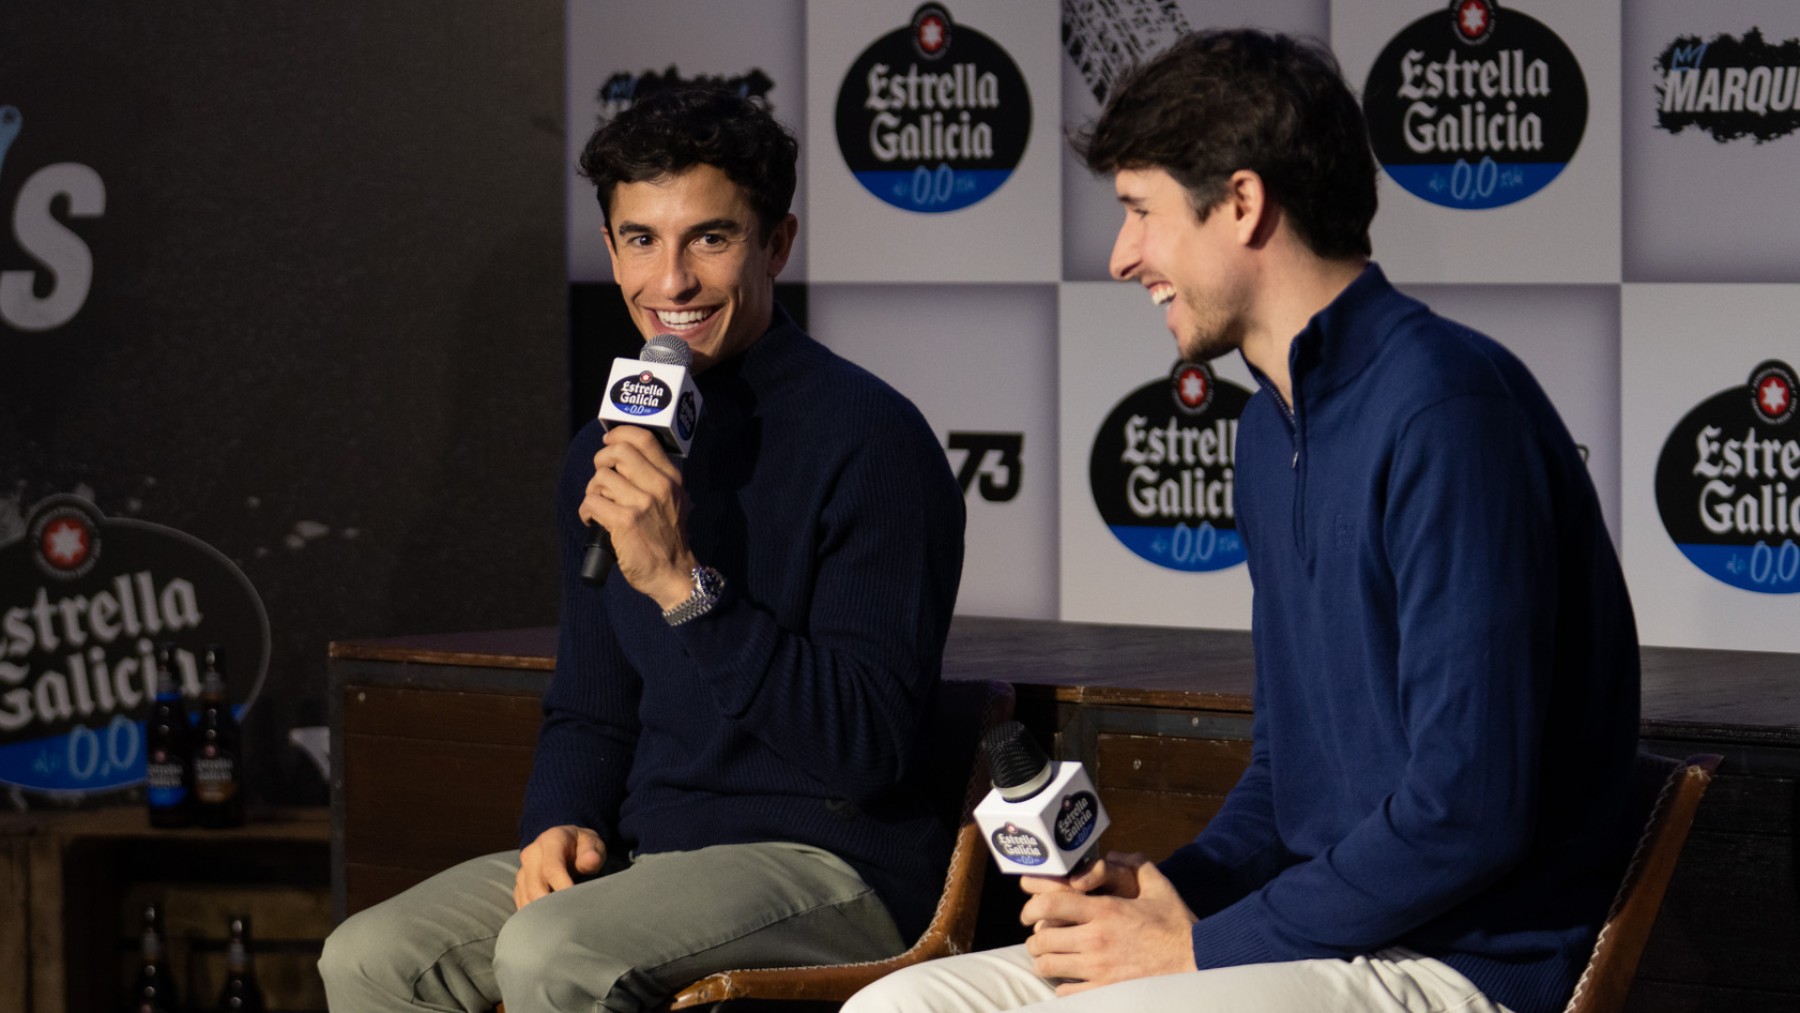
[0,496,271,795]
[1654,360,1800,594]
[991,821,1048,865]
[1361,1,1588,209]
[834,3,1032,213]
[1054,791,1099,851]
[609,371,672,417]
[1089,361,1248,572]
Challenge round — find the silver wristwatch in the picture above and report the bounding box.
[662,565,725,626]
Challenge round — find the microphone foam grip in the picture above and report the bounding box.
[982,721,1052,799]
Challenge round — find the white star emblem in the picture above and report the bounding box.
[1460,1,1488,36]
[1761,377,1790,416]
[1181,372,1206,405]
[46,520,87,565]
[920,17,945,51]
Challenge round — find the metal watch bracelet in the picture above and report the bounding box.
[662,565,724,626]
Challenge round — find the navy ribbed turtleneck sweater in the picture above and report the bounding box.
[519,308,966,942]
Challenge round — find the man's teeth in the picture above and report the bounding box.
[657,308,714,327]
[1151,286,1175,306]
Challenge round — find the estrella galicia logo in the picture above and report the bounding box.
[1090,362,1248,572]
[0,495,271,795]
[991,821,1047,865]
[1362,1,1588,209]
[609,371,672,417]
[675,390,698,441]
[835,4,1031,213]
[1655,29,1800,144]
[1655,360,1800,594]
[1054,791,1099,851]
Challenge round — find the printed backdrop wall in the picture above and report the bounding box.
[570,0,1800,653]
[1,0,1791,808]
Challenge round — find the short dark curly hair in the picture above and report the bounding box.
[578,86,798,242]
[1074,28,1377,260]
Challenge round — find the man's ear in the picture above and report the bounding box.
[1227,170,1270,247]
[764,213,798,278]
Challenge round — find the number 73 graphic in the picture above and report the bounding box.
[947,432,1022,502]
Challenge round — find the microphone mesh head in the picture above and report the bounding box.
[641,333,692,367]
[981,720,1050,793]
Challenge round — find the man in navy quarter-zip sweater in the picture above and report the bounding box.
[846,27,1638,1013]
[320,87,965,1013]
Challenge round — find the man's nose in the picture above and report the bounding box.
[654,247,699,299]
[1109,221,1139,282]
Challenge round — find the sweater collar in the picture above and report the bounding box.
[699,301,813,394]
[1283,262,1420,407]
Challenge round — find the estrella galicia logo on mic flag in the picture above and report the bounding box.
[1055,791,1099,851]
[0,495,270,795]
[991,822,1048,865]
[1362,0,1588,210]
[609,371,672,417]
[1089,361,1249,572]
[1655,360,1800,594]
[675,390,698,441]
[834,3,1031,213]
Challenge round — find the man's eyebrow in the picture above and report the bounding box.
[687,217,748,235]
[1116,192,1146,208]
[613,217,749,238]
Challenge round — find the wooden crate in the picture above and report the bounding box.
[0,806,329,1013]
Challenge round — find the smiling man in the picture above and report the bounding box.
[845,27,1640,1013]
[320,87,966,1013]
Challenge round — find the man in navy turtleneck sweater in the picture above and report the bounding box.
[321,87,964,1013]
[846,28,1638,1013]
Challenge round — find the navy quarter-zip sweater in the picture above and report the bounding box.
[1158,265,1640,1013]
[520,308,966,943]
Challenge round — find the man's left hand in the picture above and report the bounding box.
[1020,859,1199,995]
[581,425,698,608]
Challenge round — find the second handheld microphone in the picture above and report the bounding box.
[972,720,1111,876]
[580,334,704,585]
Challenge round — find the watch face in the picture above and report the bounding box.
[695,566,724,596]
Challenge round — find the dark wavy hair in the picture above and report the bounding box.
[1074,28,1377,259]
[578,86,798,241]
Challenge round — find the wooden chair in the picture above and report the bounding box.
[666,678,1016,1008]
[1561,752,1722,1013]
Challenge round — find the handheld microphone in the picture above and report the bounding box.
[580,334,704,586]
[972,720,1110,876]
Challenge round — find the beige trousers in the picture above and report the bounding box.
[319,842,905,1013]
[843,942,1516,1013]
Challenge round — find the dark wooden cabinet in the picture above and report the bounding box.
[329,617,1800,1012]
[328,631,551,920]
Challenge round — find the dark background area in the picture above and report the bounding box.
[1,4,570,805]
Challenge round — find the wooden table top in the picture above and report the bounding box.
[329,616,1800,741]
